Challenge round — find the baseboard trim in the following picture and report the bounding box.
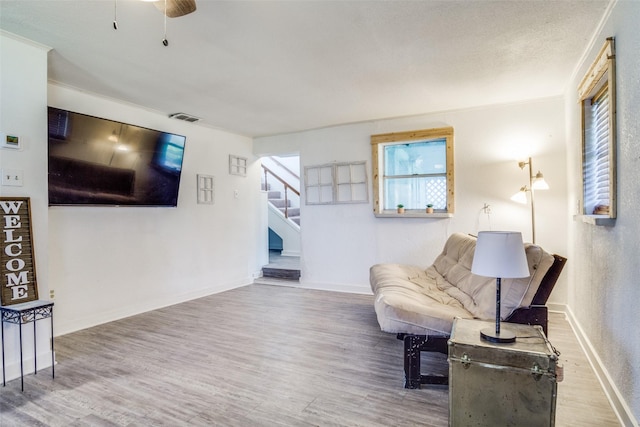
[254,278,372,295]
[547,302,566,313]
[55,278,252,336]
[564,306,638,427]
[298,280,372,295]
[1,350,55,384]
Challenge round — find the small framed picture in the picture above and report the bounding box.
[197,174,215,204]
[229,155,247,177]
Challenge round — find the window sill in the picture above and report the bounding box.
[573,214,616,226]
[375,210,453,218]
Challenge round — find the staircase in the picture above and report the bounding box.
[261,156,301,281]
[267,190,300,225]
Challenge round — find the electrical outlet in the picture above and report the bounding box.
[1,169,24,186]
[49,289,55,300]
[234,189,239,199]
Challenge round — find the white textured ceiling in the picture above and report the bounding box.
[1,0,610,137]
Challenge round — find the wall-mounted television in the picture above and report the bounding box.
[47,107,186,207]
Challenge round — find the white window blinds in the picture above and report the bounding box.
[584,87,610,214]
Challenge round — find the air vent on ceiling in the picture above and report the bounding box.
[168,112,201,123]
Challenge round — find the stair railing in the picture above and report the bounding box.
[262,164,300,219]
[268,156,300,180]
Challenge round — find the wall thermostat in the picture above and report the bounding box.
[1,132,22,149]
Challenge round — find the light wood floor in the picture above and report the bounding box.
[0,284,620,426]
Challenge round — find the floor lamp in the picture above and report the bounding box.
[471,231,530,343]
[510,157,549,244]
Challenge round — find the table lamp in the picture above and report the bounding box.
[471,231,530,343]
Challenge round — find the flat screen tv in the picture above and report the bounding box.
[47,107,186,207]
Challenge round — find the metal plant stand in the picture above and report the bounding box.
[1,300,54,391]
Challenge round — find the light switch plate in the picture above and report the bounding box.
[1,169,24,186]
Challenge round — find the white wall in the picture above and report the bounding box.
[0,30,264,382]
[47,85,264,335]
[565,1,640,424]
[0,32,52,383]
[254,97,569,298]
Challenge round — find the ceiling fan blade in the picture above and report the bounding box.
[153,0,196,18]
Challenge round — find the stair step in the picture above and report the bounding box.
[270,199,291,208]
[280,207,300,217]
[267,191,281,199]
[262,267,301,280]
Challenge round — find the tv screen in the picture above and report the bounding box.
[47,107,186,207]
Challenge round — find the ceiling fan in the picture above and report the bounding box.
[149,0,197,18]
[113,0,196,46]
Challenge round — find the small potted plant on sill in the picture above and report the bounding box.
[426,204,434,214]
[397,204,405,214]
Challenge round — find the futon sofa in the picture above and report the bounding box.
[369,232,566,388]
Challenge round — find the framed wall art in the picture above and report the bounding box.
[0,197,39,305]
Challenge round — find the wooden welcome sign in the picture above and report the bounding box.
[0,197,38,306]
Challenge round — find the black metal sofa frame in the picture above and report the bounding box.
[398,253,567,389]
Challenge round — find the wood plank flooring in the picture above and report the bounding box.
[0,284,620,426]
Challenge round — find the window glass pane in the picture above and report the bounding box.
[307,169,319,186]
[351,164,366,183]
[336,165,351,184]
[307,186,319,203]
[319,166,333,184]
[384,139,446,176]
[320,185,333,203]
[351,183,367,201]
[384,176,447,210]
[337,183,352,201]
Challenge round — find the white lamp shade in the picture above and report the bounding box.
[471,231,530,278]
[510,189,528,204]
[532,171,550,190]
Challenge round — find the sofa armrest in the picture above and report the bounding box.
[531,254,567,305]
[504,254,566,337]
[505,305,549,335]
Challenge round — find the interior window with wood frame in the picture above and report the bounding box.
[371,127,454,215]
[578,37,616,222]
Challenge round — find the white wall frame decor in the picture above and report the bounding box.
[304,161,368,205]
[336,161,368,203]
[229,155,247,177]
[197,174,214,204]
[305,164,334,204]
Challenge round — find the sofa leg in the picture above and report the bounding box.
[403,335,427,389]
[402,334,450,388]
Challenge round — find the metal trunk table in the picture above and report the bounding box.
[448,318,558,426]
